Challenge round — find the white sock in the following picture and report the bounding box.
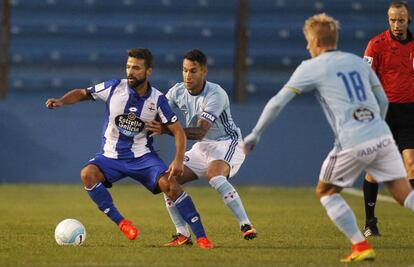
[320,193,365,244]
[209,175,251,226]
[163,193,190,237]
[404,190,414,211]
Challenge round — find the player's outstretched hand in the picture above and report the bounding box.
[243,132,261,154]
[45,98,63,109]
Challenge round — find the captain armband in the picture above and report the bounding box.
[200,111,217,124]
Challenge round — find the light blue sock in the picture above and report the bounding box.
[404,190,414,211]
[85,183,124,225]
[320,193,365,244]
[163,193,190,237]
[209,175,251,226]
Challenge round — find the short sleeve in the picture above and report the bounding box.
[201,88,227,124]
[157,94,178,124]
[284,62,316,94]
[363,40,378,73]
[165,85,178,108]
[86,79,120,102]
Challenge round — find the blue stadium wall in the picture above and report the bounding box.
[1,0,393,185]
[0,93,332,186]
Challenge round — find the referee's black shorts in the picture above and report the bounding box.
[386,102,414,152]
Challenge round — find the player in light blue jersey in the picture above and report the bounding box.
[45,48,213,249]
[147,49,256,246]
[244,13,414,263]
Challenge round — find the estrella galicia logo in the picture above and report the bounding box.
[353,107,374,122]
[115,112,145,137]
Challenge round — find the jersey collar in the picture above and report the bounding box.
[188,81,206,96]
[128,82,152,99]
[388,29,413,44]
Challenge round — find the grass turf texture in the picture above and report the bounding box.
[1,184,413,267]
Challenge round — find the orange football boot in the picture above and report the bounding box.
[196,237,214,249]
[118,219,139,240]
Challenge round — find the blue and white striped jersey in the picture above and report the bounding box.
[285,50,392,150]
[166,81,242,142]
[87,79,177,159]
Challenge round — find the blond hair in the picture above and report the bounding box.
[303,13,340,47]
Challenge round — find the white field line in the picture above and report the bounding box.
[342,188,397,203]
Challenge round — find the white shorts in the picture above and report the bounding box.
[184,139,245,178]
[319,135,407,187]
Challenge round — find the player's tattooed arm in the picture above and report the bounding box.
[184,119,211,140]
[146,117,211,140]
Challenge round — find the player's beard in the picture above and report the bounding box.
[128,75,147,89]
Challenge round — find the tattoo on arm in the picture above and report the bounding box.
[184,127,207,140]
[184,119,211,140]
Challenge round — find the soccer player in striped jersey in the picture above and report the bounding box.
[146,49,256,246]
[244,13,414,262]
[45,48,213,249]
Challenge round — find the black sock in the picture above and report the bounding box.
[410,179,414,189]
[363,179,378,222]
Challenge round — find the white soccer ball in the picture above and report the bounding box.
[54,218,86,246]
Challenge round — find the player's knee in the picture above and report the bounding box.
[80,165,101,188]
[315,187,324,199]
[365,173,376,183]
[315,185,332,199]
[206,161,230,178]
[158,177,182,200]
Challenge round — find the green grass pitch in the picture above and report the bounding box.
[0,184,413,267]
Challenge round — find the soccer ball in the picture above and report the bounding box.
[54,218,86,246]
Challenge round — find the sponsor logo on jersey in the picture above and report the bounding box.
[353,107,374,122]
[363,56,373,66]
[115,112,145,137]
[129,107,137,112]
[184,155,190,162]
[357,138,391,157]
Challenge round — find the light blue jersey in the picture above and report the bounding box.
[166,81,242,142]
[285,51,391,150]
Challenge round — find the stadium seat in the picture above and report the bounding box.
[8,0,391,99]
